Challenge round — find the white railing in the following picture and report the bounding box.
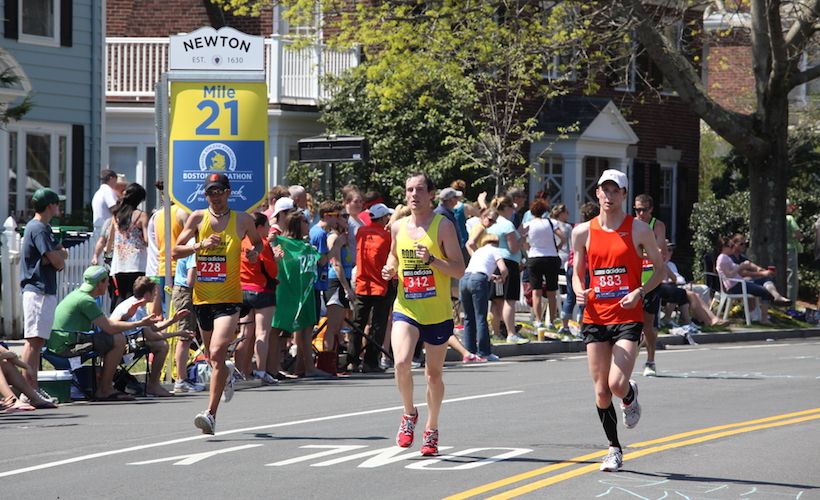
[1,218,110,339]
[106,36,359,105]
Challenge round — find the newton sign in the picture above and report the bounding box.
[169,26,263,71]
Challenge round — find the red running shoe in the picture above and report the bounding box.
[396,410,418,448]
[420,429,439,456]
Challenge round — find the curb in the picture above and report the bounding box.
[445,327,820,361]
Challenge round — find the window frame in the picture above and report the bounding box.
[17,0,61,48]
[6,121,72,221]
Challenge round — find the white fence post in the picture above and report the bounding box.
[269,36,282,103]
[1,217,21,339]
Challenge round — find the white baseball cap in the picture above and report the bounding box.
[597,169,628,189]
[271,197,295,218]
[438,187,463,200]
[368,203,394,219]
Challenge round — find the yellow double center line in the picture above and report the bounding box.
[445,407,820,499]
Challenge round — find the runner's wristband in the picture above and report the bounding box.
[425,254,435,265]
[638,287,645,298]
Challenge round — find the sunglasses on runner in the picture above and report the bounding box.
[206,188,226,196]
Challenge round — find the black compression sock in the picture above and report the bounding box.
[622,385,635,406]
[597,404,621,450]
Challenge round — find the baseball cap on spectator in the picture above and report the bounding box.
[31,188,65,212]
[438,187,463,201]
[204,173,230,191]
[369,203,394,219]
[597,169,628,189]
[272,197,296,218]
[100,169,117,182]
[79,265,110,293]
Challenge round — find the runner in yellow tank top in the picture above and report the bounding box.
[382,172,464,457]
[172,173,263,435]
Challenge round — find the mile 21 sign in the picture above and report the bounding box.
[167,27,268,213]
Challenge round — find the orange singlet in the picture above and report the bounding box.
[582,215,643,325]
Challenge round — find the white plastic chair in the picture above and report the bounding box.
[715,271,752,326]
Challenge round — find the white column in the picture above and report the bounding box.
[270,36,282,103]
[0,122,8,223]
[562,154,584,224]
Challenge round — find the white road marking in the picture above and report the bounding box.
[128,444,263,466]
[0,390,523,478]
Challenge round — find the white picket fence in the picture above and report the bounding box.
[1,217,110,339]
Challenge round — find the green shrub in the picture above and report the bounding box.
[689,191,750,279]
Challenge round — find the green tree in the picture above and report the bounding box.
[0,50,32,125]
[286,65,476,202]
[212,0,599,194]
[611,0,820,291]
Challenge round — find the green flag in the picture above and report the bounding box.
[272,235,320,332]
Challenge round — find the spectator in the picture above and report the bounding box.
[716,237,789,325]
[0,345,58,410]
[361,190,386,226]
[488,196,528,344]
[660,242,727,329]
[326,211,355,367]
[460,234,507,361]
[524,199,565,329]
[466,208,499,255]
[350,203,394,372]
[310,200,343,327]
[272,211,327,378]
[435,187,461,228]
[110,277,195,397]
[550,204,572,270]
[109,183,149,307]
[269,196,295,238]
[170,251,204,393]
[19,188,67,402]
[786,200,804,303]
[729,234,790,289]
[343,185,366,257]
[235,213,282,384]
[47,266,159,401]
[557,202,599,337]
[146,182,187,316]
[262,185,290,220]
[506,187,528,228]
[91,169,119,237]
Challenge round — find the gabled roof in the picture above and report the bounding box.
[537,96,638,145]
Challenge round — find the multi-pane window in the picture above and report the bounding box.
[20,0,59,46]
[7,126,71,221]
[584,157,610,202]
[538,157,564,204]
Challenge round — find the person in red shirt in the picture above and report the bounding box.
[235,212,283,384]
[349,203,395,372]
[571,169,664,472]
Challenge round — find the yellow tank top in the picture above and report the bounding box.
[193,211,242,305]
[393,214,452,324]
[156,205,184,275]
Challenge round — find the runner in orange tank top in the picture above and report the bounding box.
[571,169,665,472]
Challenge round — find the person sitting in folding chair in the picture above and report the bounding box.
[110,276,196,397]
[46,266,160,401]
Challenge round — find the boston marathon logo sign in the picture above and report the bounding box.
[169,26,263,71]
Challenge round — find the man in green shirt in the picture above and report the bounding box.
[48,266,159,401]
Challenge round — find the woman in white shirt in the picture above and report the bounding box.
[549,204,572,269]
[523,199,565,328]
[459,235,508,360]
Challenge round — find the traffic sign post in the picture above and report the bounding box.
[155,27,268,359]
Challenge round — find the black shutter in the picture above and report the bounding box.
[4,0,18,39]
[648,162,662,213]
[71,125,84,214]
[60,0,72,47]
[631,161,647,194]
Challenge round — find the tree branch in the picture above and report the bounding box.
[621,0,769,159]
[790,62,820,87]
[783,0,820,56]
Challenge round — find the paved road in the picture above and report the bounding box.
[2,338,819,499]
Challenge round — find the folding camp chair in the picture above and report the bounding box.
[41,329,101,399]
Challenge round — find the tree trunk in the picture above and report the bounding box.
[746,98,789,293]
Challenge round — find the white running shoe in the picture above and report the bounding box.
[253,370,279,385]
[221,375,235,403]
[620,380,641,429]
[194,410,216,435]
[506,334,530,345]
[174,380,206,393]
[642,362,657,377]
[22,388,58,405]
[599,446,623,472]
